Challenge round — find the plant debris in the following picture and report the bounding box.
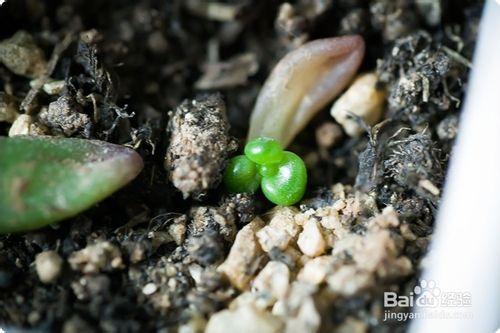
[38,94,92,137]
[195,53,259,90]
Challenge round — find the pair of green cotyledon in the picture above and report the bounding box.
[223,137,307,206]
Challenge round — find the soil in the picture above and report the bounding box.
[0,0,483,332]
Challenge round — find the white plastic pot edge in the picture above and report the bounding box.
[410,1,500,332]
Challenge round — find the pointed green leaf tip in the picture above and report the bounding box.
[0,136,143,233]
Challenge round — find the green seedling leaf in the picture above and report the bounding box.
[244,137,284,165]
[260,152,307,206]
[223,155,261,194]
[224,137,307,206]
[0,136,143,233]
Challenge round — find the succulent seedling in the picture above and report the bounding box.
[224,137,306,206]
[248,35,365,147]
[226,35,365,205]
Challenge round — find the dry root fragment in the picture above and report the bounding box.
[195,53,258,90]
[376,31,453,127]
[165,94,236,199]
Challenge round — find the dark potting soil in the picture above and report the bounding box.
[0,0,482,332]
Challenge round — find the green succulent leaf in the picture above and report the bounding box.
[260,151,307,206]
[224,137,307,206]
[258,163,279,178]
[0,136,143,233]
[244,137,284,165]
[223,155,261,194]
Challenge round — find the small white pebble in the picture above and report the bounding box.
[111,257,122,269]
[188,264,203,285]
[418,179,440,196]
[271,300,287,317]
[43,80,66,95]
[319,211,340,230]
[253,261,290,300]
[142,283,158,295]
[35,250,63,284]
[205,305,282,333]
[316,122,343,148]
[168,221,186,245]
[297,220,326,257]
[9,114,33,136]
[331,72,386,137]
[218,218,265,290]
[297,256,333,285]
[256,207,299,252]
[168,277,177,289]
[68,241,124,274]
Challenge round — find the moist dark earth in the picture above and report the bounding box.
[0,0,483,332]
